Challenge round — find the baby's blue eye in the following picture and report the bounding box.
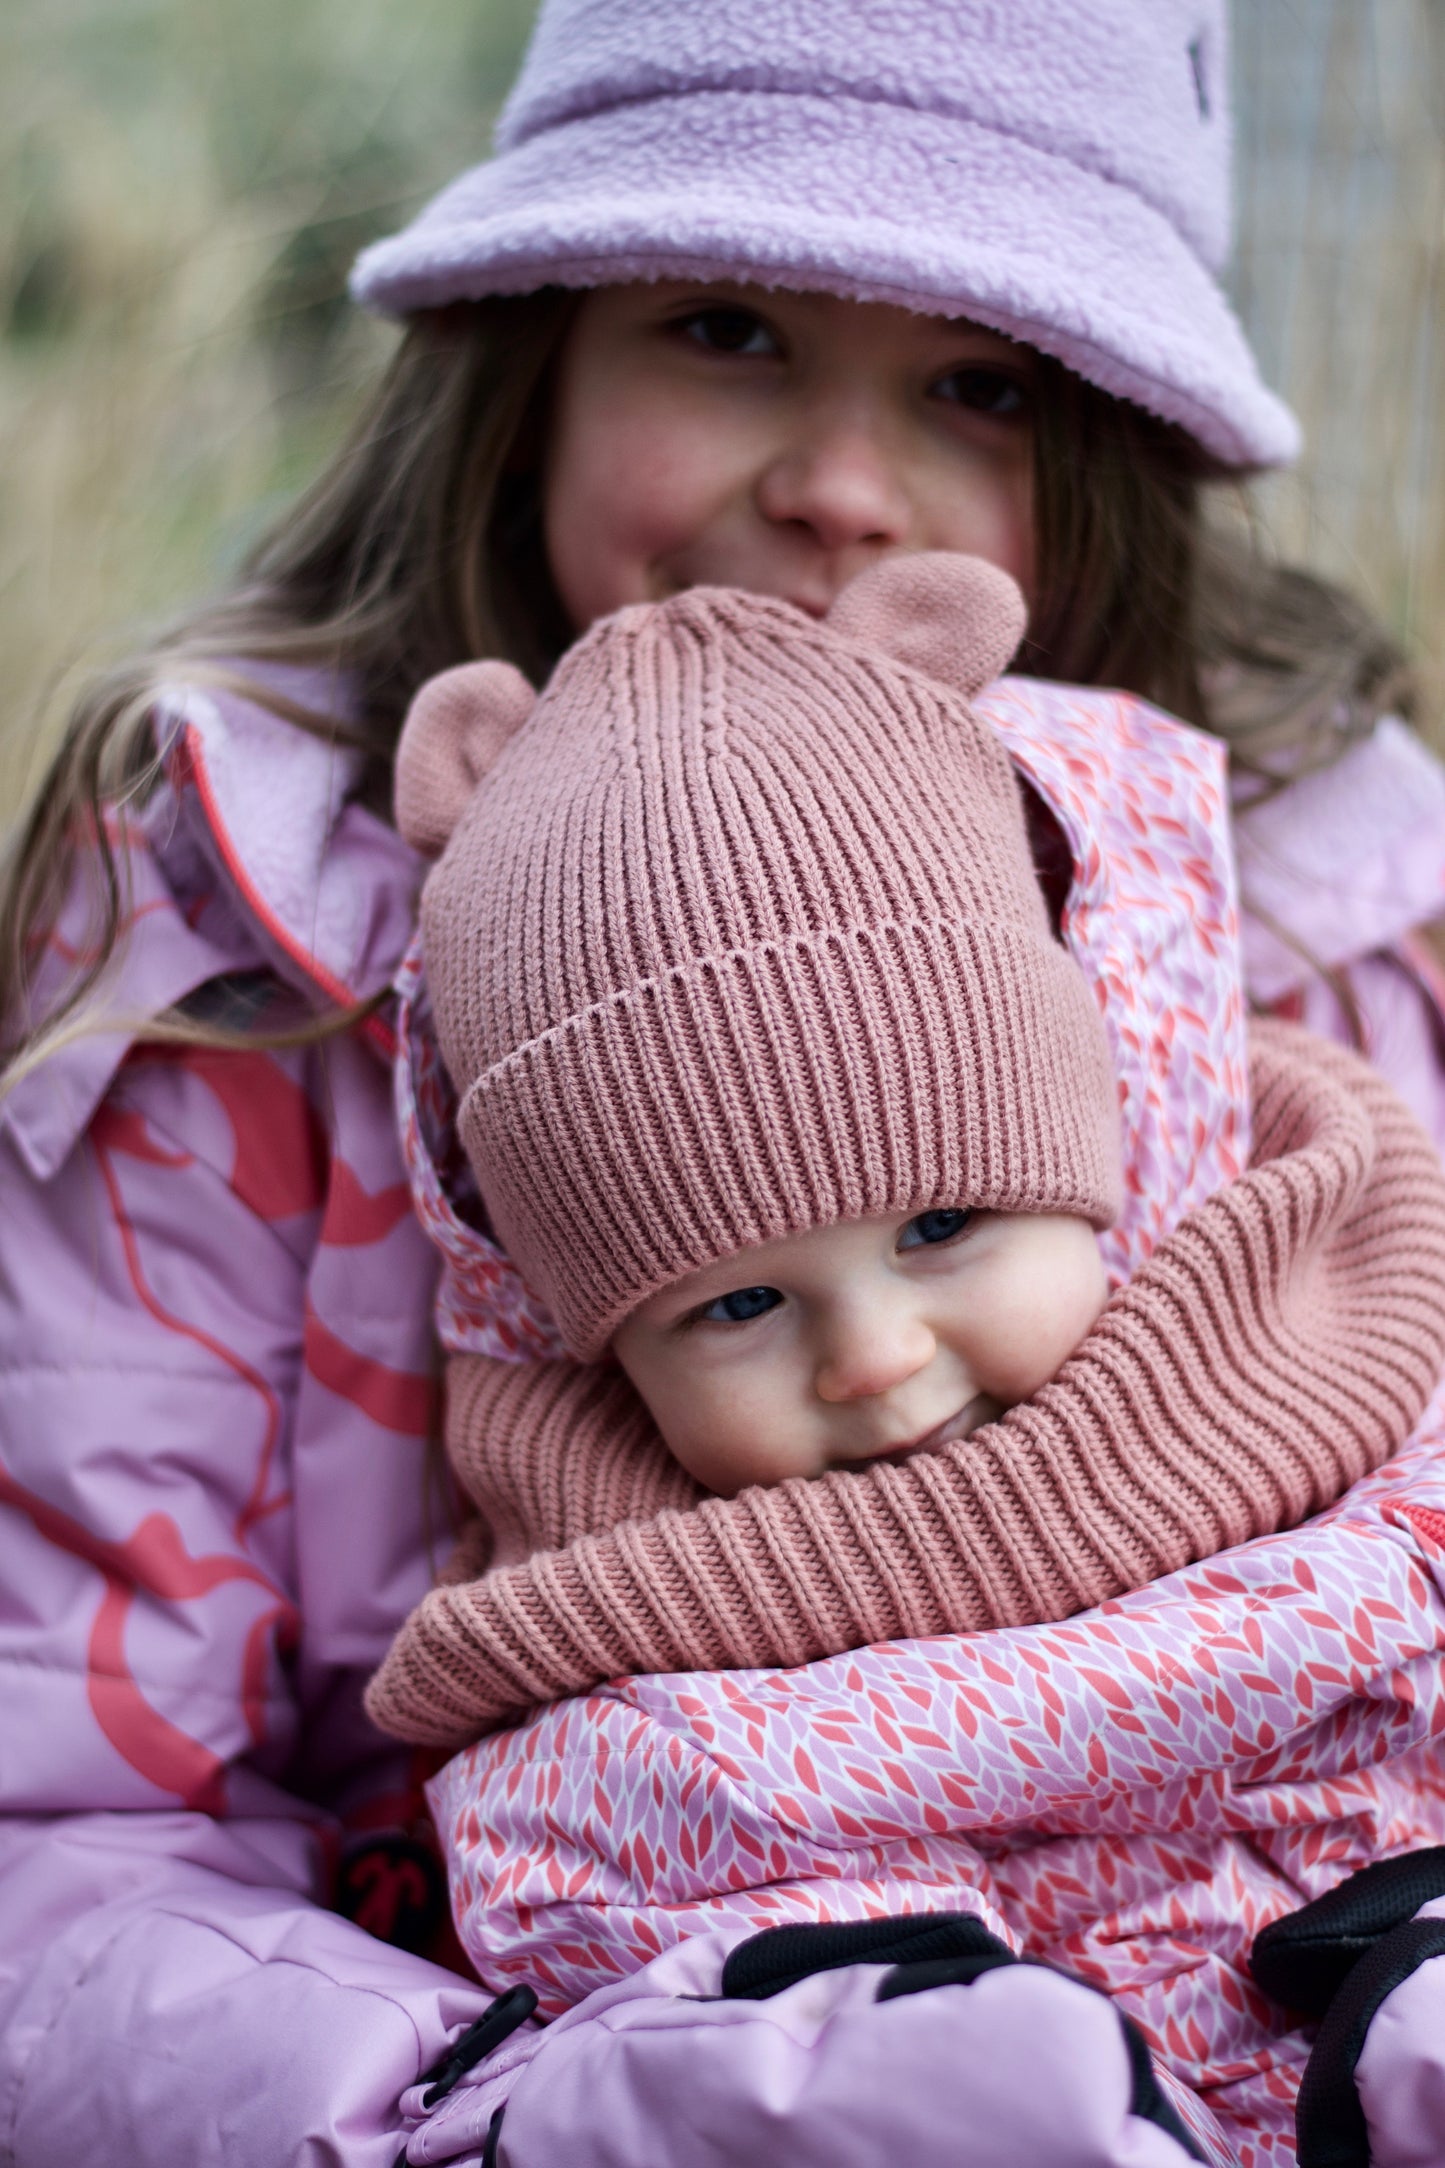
[898,1208,975,1251]
[700,1284,783,1324]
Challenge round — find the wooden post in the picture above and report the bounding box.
[1233,0,1445,733]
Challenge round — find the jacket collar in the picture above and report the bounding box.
[2,669,422,1180]
[151,669,421,1015]
[1233,717,1445,1002]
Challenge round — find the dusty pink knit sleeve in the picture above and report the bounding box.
[366,1022,1445,1748]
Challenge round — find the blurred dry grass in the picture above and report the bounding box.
[2,0,1441,827]
[0,0,537,815]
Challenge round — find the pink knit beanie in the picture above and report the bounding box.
[350,0,1298,470]
[396,554,1122,1359]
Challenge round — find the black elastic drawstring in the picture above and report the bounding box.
[421,1985,539,2108]
[393,1984,539,2163]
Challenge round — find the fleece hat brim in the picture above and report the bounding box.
[351,85,1298,471]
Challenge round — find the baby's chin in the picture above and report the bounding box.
[837,1391,1006,1474]
[659,1393,1008,1497]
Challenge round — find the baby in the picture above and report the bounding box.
[369,551,1445,1746]
[410,552,1114,1492]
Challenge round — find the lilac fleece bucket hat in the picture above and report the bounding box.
[350,0,1299,470]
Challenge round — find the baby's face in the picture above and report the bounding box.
[611,1208,1107,1497]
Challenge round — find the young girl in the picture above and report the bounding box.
[3,2,1445,2164]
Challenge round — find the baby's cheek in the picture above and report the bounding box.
[648,1375,765,1496]
[974,1241,1107,1403]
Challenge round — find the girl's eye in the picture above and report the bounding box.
[677,307,780,359]
[898,1208,975,1251]
[933,366,1029,419]
[697,1284,783,1325]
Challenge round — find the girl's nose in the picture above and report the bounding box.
[755,407,913,554]
[814,1309,937,1404]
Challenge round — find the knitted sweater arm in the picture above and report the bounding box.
[366,1021,1445,1746]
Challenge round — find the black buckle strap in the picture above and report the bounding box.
[720,1911,1010,2000]
[875,1949,1017,1999]
[1251,1846,1445,2018]
[1295,1917,1445,2168]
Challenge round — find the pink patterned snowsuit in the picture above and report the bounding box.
[1,666,1444,2167]
[404,681,1445,2168]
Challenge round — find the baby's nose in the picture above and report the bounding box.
[814,1310,937,1404]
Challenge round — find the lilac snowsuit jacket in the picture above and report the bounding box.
[0,672,1443,2168]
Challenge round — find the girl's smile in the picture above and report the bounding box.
[543,282,1037,635]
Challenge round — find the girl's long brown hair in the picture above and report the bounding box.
[0,296,1418,1083]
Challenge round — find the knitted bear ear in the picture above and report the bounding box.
[394,661,536,858]
[826,552,1027,697]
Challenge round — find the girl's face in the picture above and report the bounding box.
[611,1207,1106,1497]
[543,282,1036,632]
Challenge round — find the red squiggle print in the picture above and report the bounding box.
[0,1472,291,1811]
[128,1045,328,1222]
[241,1603,297,1748]
[27,1071,314,1804]
[321,1161,413,1247]
[88,1581,228,1813]
[130,1040,411,1244]
[90,1105,193,1170]
[47,898,170,967]
[91,1105,288,1539]
[304,1308,436,1436]
[0,1480,280,1605]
